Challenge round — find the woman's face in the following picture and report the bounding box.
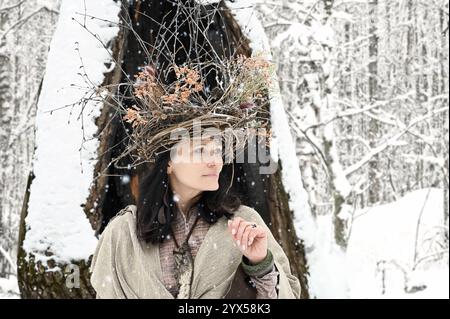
[167,136,224,191]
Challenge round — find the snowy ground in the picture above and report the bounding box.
[345,188,449,298]
[0,276,20,299]
[310,188,449,299]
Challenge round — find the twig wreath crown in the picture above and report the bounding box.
[122,53,275,165]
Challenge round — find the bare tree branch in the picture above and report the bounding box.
[344,106,449,177]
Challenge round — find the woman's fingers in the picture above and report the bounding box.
[241,225,253,251]
[228,217,261,249]
[228,217,246,238]
[235,221,251,247]
[228,217,242,241]
[248,226,266,245]
[247,227,259,246]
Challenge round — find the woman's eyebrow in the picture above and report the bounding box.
[199,140,221,146]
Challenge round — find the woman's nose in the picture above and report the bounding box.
[206,157,221,166]
[205,153,222,166]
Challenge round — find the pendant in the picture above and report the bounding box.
[173,241,194,299]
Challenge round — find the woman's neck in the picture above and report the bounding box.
[169,178,202,216]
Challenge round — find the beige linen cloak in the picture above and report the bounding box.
[89,204,301,299]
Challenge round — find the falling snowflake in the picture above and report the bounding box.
[120,174,130,185]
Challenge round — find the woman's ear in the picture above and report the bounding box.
[167,161,172,175]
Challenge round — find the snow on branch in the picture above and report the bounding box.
[344,106,449,177]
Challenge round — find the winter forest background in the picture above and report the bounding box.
[0,0,448,298]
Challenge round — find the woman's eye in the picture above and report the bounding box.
[193,146,221,156]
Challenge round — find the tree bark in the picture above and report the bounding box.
[368,0,380,204]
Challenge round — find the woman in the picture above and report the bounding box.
[89,135,301,299]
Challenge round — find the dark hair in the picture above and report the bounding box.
[136,150,241,244]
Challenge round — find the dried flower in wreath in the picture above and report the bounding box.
[123,104,147,128]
